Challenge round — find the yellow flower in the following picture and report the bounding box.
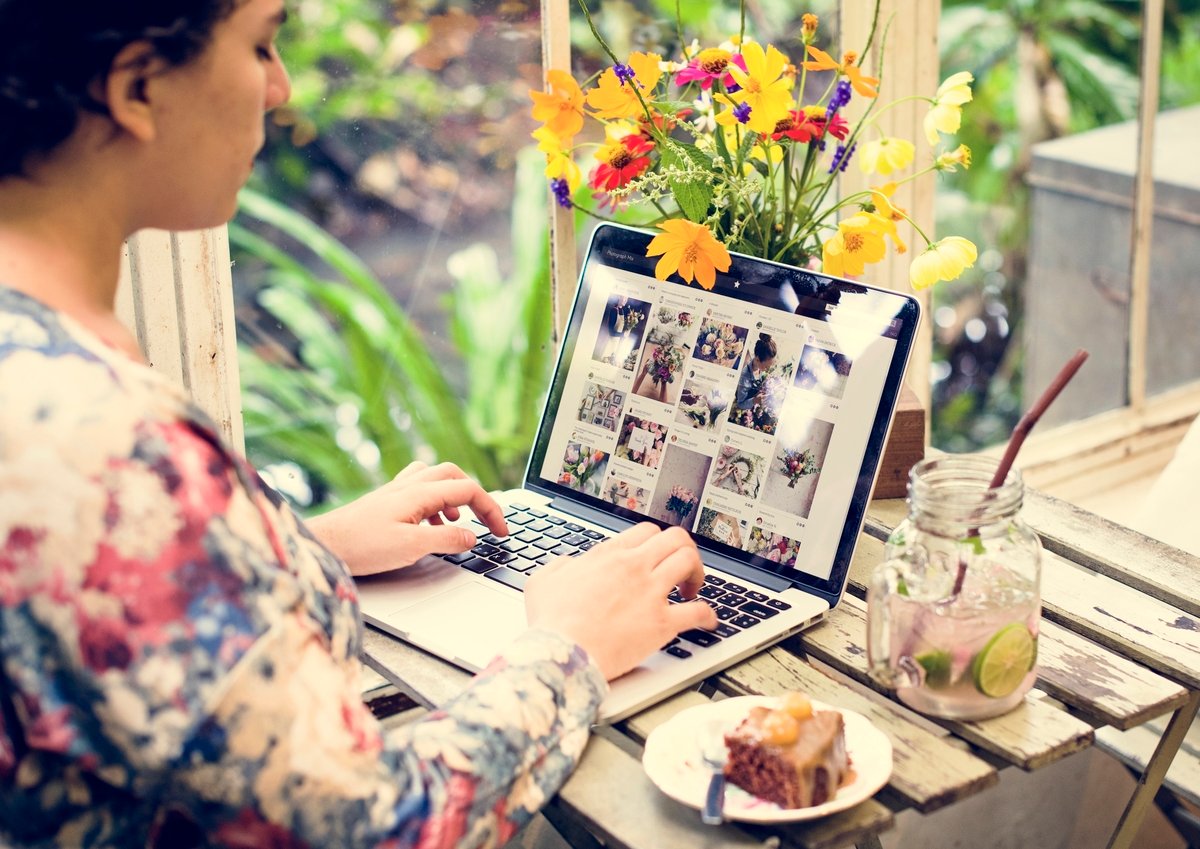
[935,143,972,172]
[585,52,662,120]
[801,47,879,98]
[532,126,581,191]
[645,220,732,290]
[724,42,793,134]
[529,70,584,141]
[821,214,887,278]
[924,71,974,145]
[909,236,978,289]
[868,185,908,253]
[858,137,915,176]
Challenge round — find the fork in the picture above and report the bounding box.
[700,732,728,825]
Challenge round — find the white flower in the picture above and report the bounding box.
[103,463,183,561]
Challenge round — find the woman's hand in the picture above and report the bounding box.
[305,462,508,576]
[524,523,718,681]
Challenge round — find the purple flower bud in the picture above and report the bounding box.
[828,142,857,173]
[613,63,636,84]
[733,101,752,124]
[550,178,573,208]
[825,79,853,120]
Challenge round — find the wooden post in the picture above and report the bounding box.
[540,0,577,340]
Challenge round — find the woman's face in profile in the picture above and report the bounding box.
[139,0,292,229]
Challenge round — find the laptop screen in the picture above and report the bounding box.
[526,223,919,600]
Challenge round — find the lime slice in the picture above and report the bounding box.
[915,650,952,688]
[971,623,1036,698]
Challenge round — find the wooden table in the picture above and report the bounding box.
[360,492,1200,849]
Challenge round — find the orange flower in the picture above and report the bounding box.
[585,52,662,120]
[868,185,908,254]
[801,46,879,98]
[529,70,584,141]
[645,220,732,290]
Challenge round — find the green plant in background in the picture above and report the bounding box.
[232,147,554,513]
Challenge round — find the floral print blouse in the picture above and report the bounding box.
[0,288,607,848]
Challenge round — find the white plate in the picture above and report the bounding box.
[642,696,894,823]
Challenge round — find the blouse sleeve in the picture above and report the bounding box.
[0,355,606,848]
[171,617,606,849]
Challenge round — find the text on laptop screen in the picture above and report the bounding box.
[528,224,916,592]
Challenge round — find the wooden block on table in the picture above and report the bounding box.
[872,383,926,500]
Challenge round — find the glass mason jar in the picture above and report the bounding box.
[866,454,1042,720]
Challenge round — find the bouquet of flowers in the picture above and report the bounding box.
[695,320,747,368]
[531,2,977,290]
[559,442,607,493]
[780,447,821,487]
[679,386,729,429]
[664,485,698,523]
[622,308,643,334]
[647,344,685,385]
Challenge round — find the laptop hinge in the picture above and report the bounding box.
[548,497,794,593]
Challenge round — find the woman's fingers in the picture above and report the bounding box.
[399,478,508,537]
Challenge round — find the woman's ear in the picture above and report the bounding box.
[101,41,163,143]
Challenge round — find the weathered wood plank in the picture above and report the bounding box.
[1039,549,1200,691]
[362,624,471,708]
[791,593,1094,772]
[1024,488,1200,619]
[845,534,1189,728]
[706,642,996,813]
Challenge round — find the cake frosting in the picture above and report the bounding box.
[723,693,850,808]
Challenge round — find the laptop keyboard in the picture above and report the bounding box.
[438,502,792,660]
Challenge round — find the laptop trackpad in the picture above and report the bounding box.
[398,582,528,669]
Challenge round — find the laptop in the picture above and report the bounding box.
[357,221,920,723]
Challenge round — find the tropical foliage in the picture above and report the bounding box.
[233,148,554,509]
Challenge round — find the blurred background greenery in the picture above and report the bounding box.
[231,0,1200,514]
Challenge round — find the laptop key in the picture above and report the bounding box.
[535,554,553,566]
[544,527,571,540]
[485,566,528,591]
[698,585,725,599]
[488,551,521,565]
[717,592,747,607]
[679,629,722,648]
[550,543,575,556]
[745,591,769,602]
[665,645,692,659]
[582,529,606,540]
[442,551,476,565]
[544,515,566,525]
[715,605,739,621]
[723,583,748,594]
[668,590,684,603]
[533,537,560,550]
[731,614,762,629]
[504,505,529,516]
[561,533,589,547]
[516,530,541,543]
[480,533,507,545]
[563,522,585,532]
[703,575,726,586]
[498,541,527,553]
[526,520,552,532]
[461,557,495,574]
[767,599,792,610]
[578,540,597,551]
[527,509,548,518]
[739,601,779,619]
[508,558,539,573]
[471,543,501,558]
[713,623,740,638]
[505,513,534,526]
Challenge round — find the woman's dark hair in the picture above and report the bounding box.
[753,333,777,362]
[0,0,238,177]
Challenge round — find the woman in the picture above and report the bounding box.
[0,1,716,846]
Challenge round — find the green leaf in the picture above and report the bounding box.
[661,141,713,223]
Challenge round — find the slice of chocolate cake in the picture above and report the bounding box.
[723,698,849,809]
